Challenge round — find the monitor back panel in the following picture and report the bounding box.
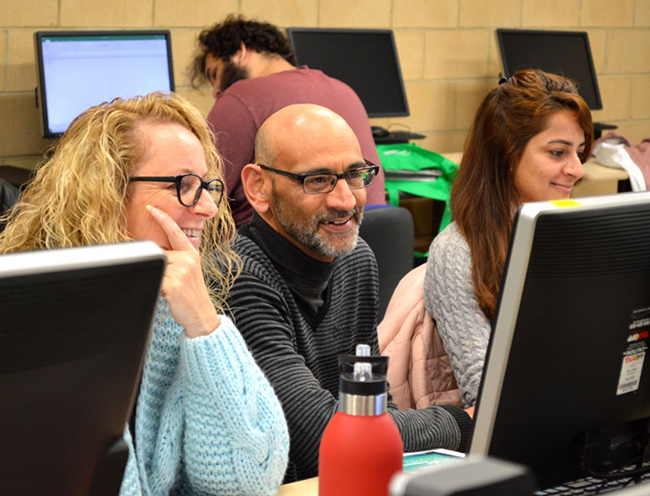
[287,28,409,118]
[0,243,164,494]
[497,29,602,110]
[470,194,650,488]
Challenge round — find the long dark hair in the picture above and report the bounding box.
[452,69,593,320]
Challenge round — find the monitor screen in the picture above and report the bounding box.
[0,241,165,494]
[35,30,175,138]
[497,29,602,110]
[287,28,409,118]
[469,193,650,489]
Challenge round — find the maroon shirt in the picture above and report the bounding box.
[207,67,386,226]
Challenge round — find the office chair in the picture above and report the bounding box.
[360,205,415,321]
[0,165,32,190]
[0,178,19,233]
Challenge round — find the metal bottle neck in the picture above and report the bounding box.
[339,392,387,416]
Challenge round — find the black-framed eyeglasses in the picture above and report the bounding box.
[129,174,224,208]
[257,160,380,194]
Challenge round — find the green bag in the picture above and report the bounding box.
[377,143,459,234]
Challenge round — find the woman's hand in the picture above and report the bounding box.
[147,205,220,338]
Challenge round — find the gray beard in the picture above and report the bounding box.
[273,197,363,259]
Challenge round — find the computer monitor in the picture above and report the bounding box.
[0,241,165,494]
[35,30,175,138]
[496,29,602,110]
[287,28,409,118]
[469,192,650,489]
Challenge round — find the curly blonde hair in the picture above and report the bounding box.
[0,91,239,313]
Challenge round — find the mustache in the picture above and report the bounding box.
[315,207,363,224]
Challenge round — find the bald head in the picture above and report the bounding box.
[243,103,369,262]
[254,104,361,168]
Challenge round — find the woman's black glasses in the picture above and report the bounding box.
[129,174,224,208]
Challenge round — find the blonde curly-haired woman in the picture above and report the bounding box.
[0,92,289,496]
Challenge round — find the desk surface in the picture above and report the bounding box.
[276,449,464,495]
[276,477,318,496]
[572,159,629,197]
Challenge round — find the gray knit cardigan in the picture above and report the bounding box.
[424,222,491,408]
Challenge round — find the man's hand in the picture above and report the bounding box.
[147,205,220,338]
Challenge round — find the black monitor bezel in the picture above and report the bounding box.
[0,241,165,493]
[469,193,650,489]
[34,29,175,139]
[286,27,410,118]
[496,28,603,110]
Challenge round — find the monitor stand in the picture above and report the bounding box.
[594,121,618,140]
[89,437,130,496]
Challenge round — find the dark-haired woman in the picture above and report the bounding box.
[424,69,594,408]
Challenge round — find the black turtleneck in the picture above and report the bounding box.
[238,213,337,326]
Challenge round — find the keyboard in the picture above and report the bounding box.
[535,463,650,495]
[384,168,442,181]
[373,131,426,144]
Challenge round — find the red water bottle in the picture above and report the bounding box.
[319,344,403,496]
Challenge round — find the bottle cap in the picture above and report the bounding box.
[356,344,371,357]
[338,353,389,397]
[353,362,372,381]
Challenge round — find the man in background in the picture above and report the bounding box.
[227,103,471,482]
[191,15,386,226]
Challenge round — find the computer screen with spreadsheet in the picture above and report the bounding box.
[35,30,175,138]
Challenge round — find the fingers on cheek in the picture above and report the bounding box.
[174,265,190,282]
[173,255,201,279]
[161,256,204,297]
[172,226,186,241]
[163,268,184,288]
[187,253,200,267]
[162,278,182,298]
[160,278,170,297]
[166,252,199,265]
[166,260,191,281]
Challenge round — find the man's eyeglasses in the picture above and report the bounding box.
[257,160,380,194]
[129,174,224,208]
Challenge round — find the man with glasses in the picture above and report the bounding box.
[190,14,386,227]
[227,104,472,483]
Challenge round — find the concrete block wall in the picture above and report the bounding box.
[1,0,649,171]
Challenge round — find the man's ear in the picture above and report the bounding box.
[241,163,270,214]
[233,41,248,65]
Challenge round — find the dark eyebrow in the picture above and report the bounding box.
[299,162,367,175]
[175,168,208,179]
[548,139,587,147]
[346,161,367,170]
[297,167,332,175]
[205,66,216,80]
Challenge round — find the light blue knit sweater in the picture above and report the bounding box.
[119,299,289,495]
